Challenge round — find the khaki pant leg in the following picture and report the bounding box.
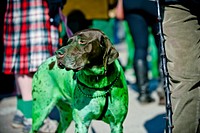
[163,4,200,133]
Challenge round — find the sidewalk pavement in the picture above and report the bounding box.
[0,42,166,133]
[0,88,166,133]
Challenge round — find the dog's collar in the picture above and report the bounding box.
[76,71,120,98]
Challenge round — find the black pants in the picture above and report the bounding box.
[125,12,159,67]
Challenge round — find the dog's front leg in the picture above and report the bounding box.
[110,123,123,133]
[73,109,91,133]
[75,122,90,133]
[31,97,57,133]
[56,100,73,133]
[31,73,59,133]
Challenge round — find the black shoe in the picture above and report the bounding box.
[158,96,165,105]
[138,94,155,104]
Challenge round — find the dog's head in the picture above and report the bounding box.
[55,29,119,74]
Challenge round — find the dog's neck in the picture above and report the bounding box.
[76,61,120,89]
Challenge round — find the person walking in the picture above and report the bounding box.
[162,0,200,132]
[2,0,60,132]
[120,0,163,104]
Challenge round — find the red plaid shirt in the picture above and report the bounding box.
[3,0,59,74]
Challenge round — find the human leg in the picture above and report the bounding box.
[163,5,200,133]
[11,74,33,132]
[15,74,33,118]
[11,95,25,128]
[125,13,154,103]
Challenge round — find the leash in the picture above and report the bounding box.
[76,72,120,98]
[97,92,110,120]
[156,1,173,132]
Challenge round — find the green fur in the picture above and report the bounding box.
[31,29,129,133]
[31,56,128,133]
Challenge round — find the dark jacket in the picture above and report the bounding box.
[123,0,158,18]
[163,0,200,16]
[164,0,200,4]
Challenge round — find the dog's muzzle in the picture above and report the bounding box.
[55,50,70,70]
[57,60,83,72]
[57,62,66,69]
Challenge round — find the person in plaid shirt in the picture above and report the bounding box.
[2,0,60,132]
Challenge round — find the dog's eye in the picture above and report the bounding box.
[78,40,86,45]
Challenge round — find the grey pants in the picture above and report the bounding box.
[163,4,200,133]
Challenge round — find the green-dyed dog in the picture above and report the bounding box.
[31,29,128,133]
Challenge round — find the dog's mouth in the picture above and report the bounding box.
[71,67,83,72]
[57,61,83,72]
[57,62,65,69]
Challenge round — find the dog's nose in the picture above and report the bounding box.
[55,50,64,59]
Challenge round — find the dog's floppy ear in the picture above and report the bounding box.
[101,35,119,73]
